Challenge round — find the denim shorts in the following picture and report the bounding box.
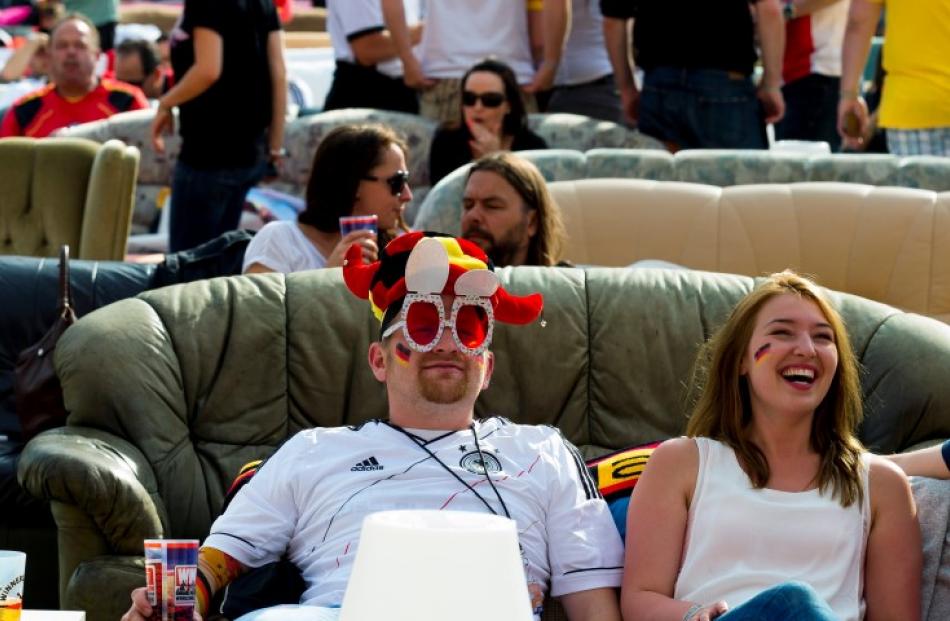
[638,67,768,150]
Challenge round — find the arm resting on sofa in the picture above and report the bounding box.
[17,426,167,553]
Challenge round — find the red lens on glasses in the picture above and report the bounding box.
[406,301,441,346]
[455,304,489,349]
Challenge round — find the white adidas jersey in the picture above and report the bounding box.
[205,418,623,617]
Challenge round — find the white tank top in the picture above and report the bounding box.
[674,438,870,621]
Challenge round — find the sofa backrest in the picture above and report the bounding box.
[549,179,950,322]
[0,137,139,260]
[412,148,950,235]
[57,109,660,232]
[54,267,950,537]
[55,110,178,235]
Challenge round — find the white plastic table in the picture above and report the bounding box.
[21,612,86,621]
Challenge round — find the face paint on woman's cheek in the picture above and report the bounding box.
[394,342,412,366]
[753,343,771,364]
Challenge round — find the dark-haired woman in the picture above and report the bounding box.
[621,271,920,621]
[428,58,547,186]
[243,124,411,273]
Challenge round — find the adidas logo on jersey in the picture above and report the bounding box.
[351,456,384,471]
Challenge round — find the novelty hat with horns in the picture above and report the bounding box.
[343,231,544,334]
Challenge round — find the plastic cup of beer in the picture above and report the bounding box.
[0,550,25,621]
[339,215,378,237]
[144,539,199,621]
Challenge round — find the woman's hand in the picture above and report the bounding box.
[684,601,729,621]
[326,230,378,267]
[467,118,503,159]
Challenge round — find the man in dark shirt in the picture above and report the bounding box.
[152,0,286,252]
[601,0,785,150]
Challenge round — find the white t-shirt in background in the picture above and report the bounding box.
[418,0,535,83]
[554,0,614,86]
[242,221,327,273]
[326,0,421,79]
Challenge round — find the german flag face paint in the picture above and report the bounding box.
[754,343,771,364]
[394,342,412,366]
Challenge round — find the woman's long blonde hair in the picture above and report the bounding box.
[686,271,866,507]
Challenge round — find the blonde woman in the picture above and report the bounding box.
[621,271,920,621]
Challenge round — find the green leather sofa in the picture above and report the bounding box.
[18,267,950,620]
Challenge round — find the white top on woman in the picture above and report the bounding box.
[243,221,327,273]
[674,437,870,621]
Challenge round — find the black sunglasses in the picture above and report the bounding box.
[461,90,506,108]
[362,170,410,196]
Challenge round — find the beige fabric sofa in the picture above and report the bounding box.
[549,179,950,323]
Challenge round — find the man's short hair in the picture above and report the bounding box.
[467,152,566,267]
[50,12,100,51]
[116,38,161,77]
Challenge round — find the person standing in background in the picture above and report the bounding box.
[153,0,286,253]
[838,0,950,156]
[323,0,421,113]
[531,0,622,124]
[600,0,785,150]
[382,0,570,124]
[775,0,850,151]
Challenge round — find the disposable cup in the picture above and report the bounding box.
[339,215,378,236]
[144,539,199,621]
[0,550,25,621]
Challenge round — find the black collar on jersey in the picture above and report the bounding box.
[385,421,511,519]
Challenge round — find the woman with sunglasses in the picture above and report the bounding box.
[621,271,920,621]
[428,58,547,186]
[243,124,412,274]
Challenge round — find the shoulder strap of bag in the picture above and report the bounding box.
[59,245,77,323]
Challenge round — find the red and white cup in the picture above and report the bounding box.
[339,215,378,236]
[144,539,199,621]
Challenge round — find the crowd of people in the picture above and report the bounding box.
[2,1,950,619]
[1,0,947,255]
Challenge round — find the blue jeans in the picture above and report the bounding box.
[547,74,623,124]
[639,67,768,150]
[169,157,268,252]
[717,581,838,621]
[775,73,841,151]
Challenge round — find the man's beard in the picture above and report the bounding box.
[463,221,528,267]
[418,354,473,404]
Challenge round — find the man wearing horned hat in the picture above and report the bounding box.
[122,231,622,621]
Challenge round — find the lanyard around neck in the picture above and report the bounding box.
[387,421,511,519]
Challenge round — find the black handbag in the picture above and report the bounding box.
[14,244,77,441]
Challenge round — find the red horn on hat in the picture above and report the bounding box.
[492,288,544,325]
[342,243,377,299]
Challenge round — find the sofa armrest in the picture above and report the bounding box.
[912,476,950,621]
[17,426,167,553]
[81,139,140,261]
